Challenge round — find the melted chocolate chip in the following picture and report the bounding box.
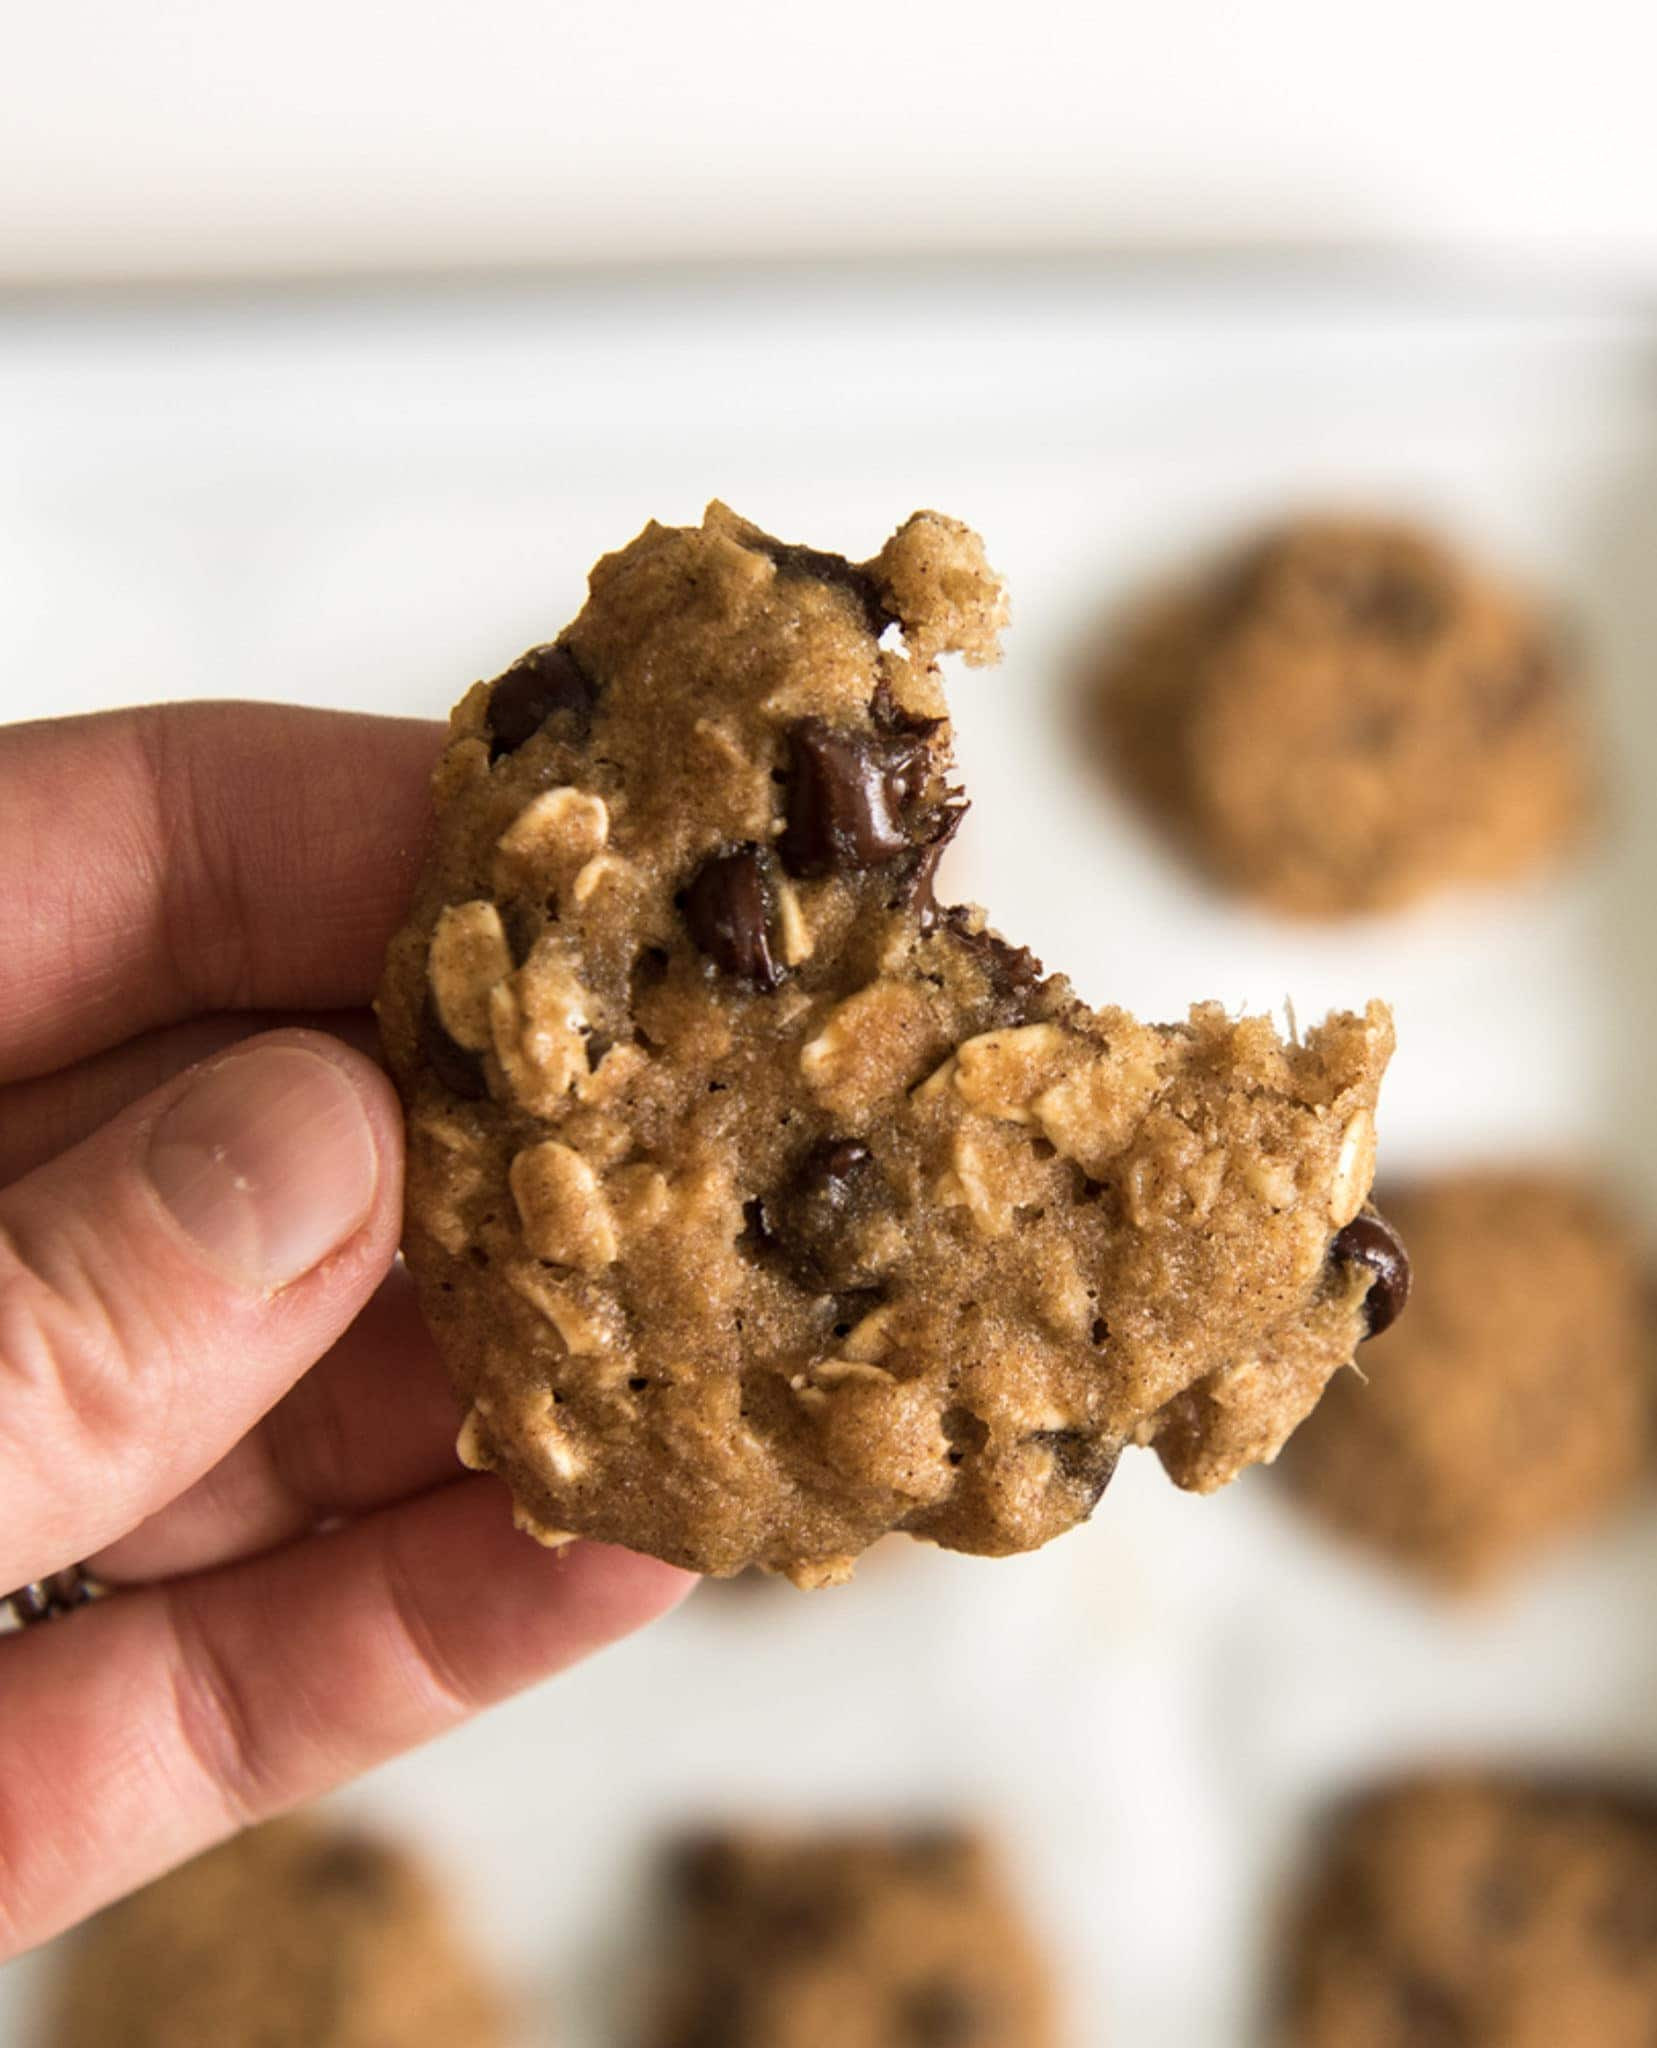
[680,847,782,991]
[1331,1207,1411,1338]
[760,1139,890,1291]
[899,801,967,929]
[1027,1429,1119,1509]
[485,641,598,759]
[420,995,490,1099]
[899,1981,986,2045]
[942,909,1046,1011]
[750,532,894,635]
[778,717,931,877]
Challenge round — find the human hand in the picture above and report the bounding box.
[0,702,693,1958]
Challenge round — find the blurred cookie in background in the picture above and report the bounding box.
[645,1823,1060,2046]
[1095,516,1595,916]
[39,1811,508,2048]
[1277,1772,1657,2046]
[1279,1168,1652,1589]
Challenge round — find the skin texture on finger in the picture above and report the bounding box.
[0,1007,383,1188]
[0,1481,694,1960]
[0,703,442,1086]
[0,1029,402,1588]
[89,1268,463,1584]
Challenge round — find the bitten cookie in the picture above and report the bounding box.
[41,1814,506,2048]
[1280,1774,1657,2046]
[1098,516,1594,915]
[1281,1169,1651,1588]
[378,503,1401,1584]
[646,1825,1059,2047]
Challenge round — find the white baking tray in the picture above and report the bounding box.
[4,264,1657,2046]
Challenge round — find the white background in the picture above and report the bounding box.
[5,1,1657,284]
[3,267,1657,2043]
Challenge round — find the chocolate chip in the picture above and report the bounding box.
[778,717,931,877]
[942,909,1046,1012]
[485,641,598,759]
[1330,1207,1410,1338]
[1028,1428,1119,1508]
[420,995,489,1099]
[899,802,967,930]
[759,1139,890,1291]
[749,532,893,635]
[680,846,782,991]
[898,1981,986,2045]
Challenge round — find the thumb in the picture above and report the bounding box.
[0,1029,403,1588]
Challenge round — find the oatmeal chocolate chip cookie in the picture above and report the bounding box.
[646,1825,1059,2048]
[1279,1774,1657,2046]
[42,1814,506,2048]
[378,502,1400,1585]
[1097,516,1595,916]
[1282,1169,1652,1588]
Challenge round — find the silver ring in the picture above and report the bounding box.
[3,1566,100,1630]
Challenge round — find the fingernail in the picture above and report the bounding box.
[144,1045,380,1293]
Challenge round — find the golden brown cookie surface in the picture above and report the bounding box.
[41,1815,505,2048]
[1099,517,1594,916]
[1280,1775,1657,2047]
[1282,1168,1651,1588]
[647,1825,1059,2048]
[378,503,1399,1584]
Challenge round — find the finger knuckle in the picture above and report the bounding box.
[164,1595,268,1827]
[0,1218,145,1457]
[135,705,257,1014]
[378,1529,479,1726]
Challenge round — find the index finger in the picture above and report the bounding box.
[0,703,443,1085]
